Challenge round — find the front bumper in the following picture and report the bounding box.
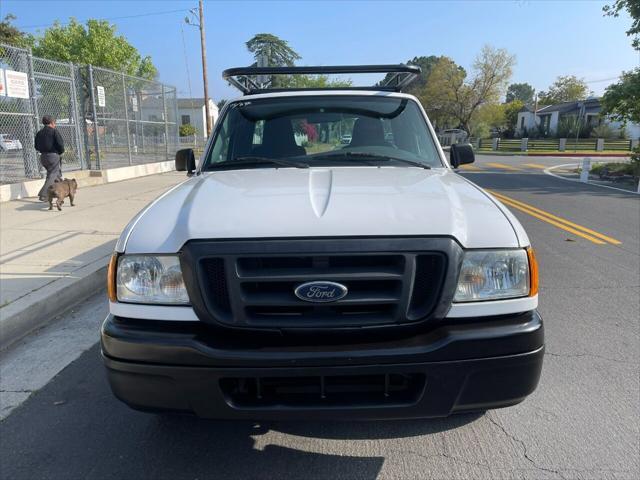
[101,310,544,419]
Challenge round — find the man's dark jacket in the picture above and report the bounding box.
[34,126,65,155]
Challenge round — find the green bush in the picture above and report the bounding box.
[179,124,197,137]
[590,124,618,139]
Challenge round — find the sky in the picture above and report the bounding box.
[3,0,639,101]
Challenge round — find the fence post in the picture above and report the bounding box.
[68,62,85,170]
[121,72,133,166]
[87,65,101,169]
[492,138,499,151]
[596,138,604,152]
[559,138,566,152]
[520,138,528,152]
[25,52,40,178]
[161,84,169,162]
[631,139,639,150]
[580,158,591,183]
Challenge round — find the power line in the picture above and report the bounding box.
[17,8,190,30]
[584,76,621,84]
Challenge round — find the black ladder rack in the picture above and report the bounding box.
[222,64,421,95]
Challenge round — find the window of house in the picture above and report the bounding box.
[520,116,524,129]
[181,115,191,125]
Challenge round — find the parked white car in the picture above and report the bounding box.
[0,134,23,151]
[102,65,543,420]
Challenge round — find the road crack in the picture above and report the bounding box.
[487,413,567,479]
[545,351,639,365]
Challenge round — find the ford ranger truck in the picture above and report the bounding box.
[101,65,543,419]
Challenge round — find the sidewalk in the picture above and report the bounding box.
[0,171,186,350]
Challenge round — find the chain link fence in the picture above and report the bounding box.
[0,43,179,185]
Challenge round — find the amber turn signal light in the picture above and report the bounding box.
[107,253,118,302]
[527,247,539,297]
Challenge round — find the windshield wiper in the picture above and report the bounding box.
[207,155,309,170]
[314,151,431,169]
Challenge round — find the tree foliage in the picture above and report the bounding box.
[506,83,535,103]
[179,124,197,137]
[379,56,440,94]
[278,74,351,88]
[246,33,301,67]
[603,0,640,50]
[31,19,157,79]
[0,14,33,48]
[538,76,590,104]
[601,68,640,124]
[419,46,515,132]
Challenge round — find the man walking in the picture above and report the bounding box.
[34,115,65,201]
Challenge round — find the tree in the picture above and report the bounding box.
[601,68,640,124]
[278,74,351,88]
[506,83,535,104]
[379,55,440,94]
[179,124,197,137]
[418,57,465,129]
[603,0,640,51]
[0,14,33,48]
[503,100,525,137]
[32,19,157,79]
[419,46,515,133]
[538,76,590,104]
[246,33,301,67]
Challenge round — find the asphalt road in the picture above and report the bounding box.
[1,155,639,480]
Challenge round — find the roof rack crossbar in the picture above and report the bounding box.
[222,64,421,95]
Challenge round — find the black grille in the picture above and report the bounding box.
[220,373,425,408]
[201,258,231,316]
[197,248,447,329]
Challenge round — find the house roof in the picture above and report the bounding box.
[519,98,601,115]
[521,98,601,115]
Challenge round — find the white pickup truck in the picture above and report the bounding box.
[101,65,543,419]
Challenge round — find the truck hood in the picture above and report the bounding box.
[119,167,524,253]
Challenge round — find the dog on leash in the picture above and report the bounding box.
[47,178,77,211]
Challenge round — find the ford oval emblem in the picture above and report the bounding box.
[294,281,348,303]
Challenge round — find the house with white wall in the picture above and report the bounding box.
[516,98,640,139]
[177,98,219,139]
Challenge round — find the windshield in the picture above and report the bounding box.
[202,95,443,170]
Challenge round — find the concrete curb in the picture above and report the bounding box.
[0,160,175,202]
[0,257,109,351]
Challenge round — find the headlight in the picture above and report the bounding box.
[116,255,189,304]
[454,249,530,302]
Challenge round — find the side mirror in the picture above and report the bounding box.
[175,148,196,175]
[450,143,475,169]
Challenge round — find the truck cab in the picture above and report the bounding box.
[101,65,543,419]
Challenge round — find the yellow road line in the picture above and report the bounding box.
[487,190,622,245]
[459,164,482,171]
[494,197,606,244]
[485,162,522,171]
[522,163,548,169]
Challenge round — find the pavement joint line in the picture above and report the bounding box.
[488,190,622,245]
[485,162,523,171]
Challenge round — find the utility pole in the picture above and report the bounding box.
[199,0,211,137]
[186,1,212,137]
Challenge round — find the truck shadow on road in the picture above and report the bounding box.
[0,344,482,480]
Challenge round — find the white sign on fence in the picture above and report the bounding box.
[0,69,5,96]
[96,85,106,107]
[5,70,29,99]
[131,96,138,112]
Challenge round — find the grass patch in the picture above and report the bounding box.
[590,162,639,179]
